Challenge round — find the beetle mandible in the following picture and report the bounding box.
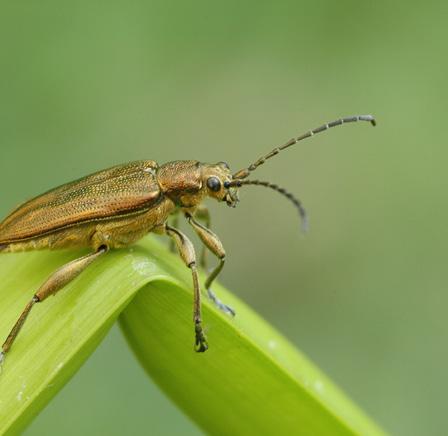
[0,114,376,363]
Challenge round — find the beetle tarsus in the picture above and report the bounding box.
[195,321,208,352]
[0,351,5,371]
[207,288,236,317]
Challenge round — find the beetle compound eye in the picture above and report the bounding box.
[207,177,221,192]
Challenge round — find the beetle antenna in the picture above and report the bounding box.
[228,179,308,232]
[232,114,376,179]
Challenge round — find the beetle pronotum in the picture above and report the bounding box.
[0,114,375,363]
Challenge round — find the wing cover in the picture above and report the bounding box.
[0,160,161,242]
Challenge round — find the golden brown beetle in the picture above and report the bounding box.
[0,115,375,362]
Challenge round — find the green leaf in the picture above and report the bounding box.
[0,237,385,435]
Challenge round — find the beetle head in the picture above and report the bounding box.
[201,162,239,207]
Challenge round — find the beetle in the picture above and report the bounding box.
[0,114,375,363]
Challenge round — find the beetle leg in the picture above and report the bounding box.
[0,246,107,367]
[185,214,235,317]
[169,211,180,253]
[194,205,211,269]
[165,224,208,352]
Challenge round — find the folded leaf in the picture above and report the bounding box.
[0,238,384,435]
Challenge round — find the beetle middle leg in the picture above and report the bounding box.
[186,214,235,317]
[0,246,107,366]
[165,224,208,352]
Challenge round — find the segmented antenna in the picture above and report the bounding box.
[228,179,308,232]
[233,114,376,179]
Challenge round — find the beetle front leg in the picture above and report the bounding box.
[0,246,107,367]
[165,224,208,352]
[185,214,235,317]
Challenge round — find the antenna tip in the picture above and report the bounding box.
[361,114,376,126]
[300,218,309,234]
[299,209,309,233]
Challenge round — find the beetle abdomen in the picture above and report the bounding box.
[0,160,161,244]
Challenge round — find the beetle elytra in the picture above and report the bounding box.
[0,114,375,363]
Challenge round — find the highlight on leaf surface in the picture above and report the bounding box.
[0,237,385,435]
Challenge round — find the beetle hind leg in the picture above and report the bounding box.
[0,247,107,367]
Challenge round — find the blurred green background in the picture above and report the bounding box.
[0,1,445,435]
